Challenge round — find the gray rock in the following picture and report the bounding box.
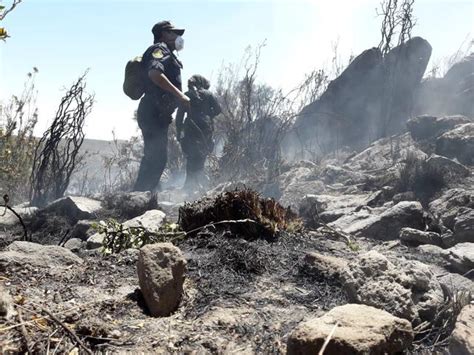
[279,180,326,211]
[341,251,444,324]
[428,189,474,230]
[102,191,158,219]
[392,191,416,204]
[303,252,348,279]
[123,209,166,232]
[425,154,470,181]
[417,244,449,259]
[86,232,105,250]
[43,196,102,221]
[332,201,424,241]
[450,305,474,355]
[0,206,38,227]
[453,208,474,244]
[70,220,95,241]
[407,114,473,141]
[447,243,474,275]
[0,285,13,319]
[400,227,442,246]
[0,241,83,270]
[287,304,413,355]
[436,123,474,165]
[137,243,186,317]
[63,238,83,252]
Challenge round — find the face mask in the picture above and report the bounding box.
[175,36,184,51]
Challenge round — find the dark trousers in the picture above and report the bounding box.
[134,96,171,192]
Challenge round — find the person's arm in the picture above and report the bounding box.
[208,93,222,118]
[148,69,190,109]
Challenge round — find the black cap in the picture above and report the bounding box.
[152,21,185,37]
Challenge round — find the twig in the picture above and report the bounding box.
[0,0,22,21]
[1,195,28,241]
[318,321,339,355]
[17,309,33,355]
[39,307,93,355]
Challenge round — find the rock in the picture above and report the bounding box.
[299,193,368,226]
[279,180,326,211]
[441,231,456,248]
[137,243,186,317]
[332,201,424,241]
[446,243,474,275]
[86,232,104,250]
[102,191,158,219]
[70,220,95,241]
[321,165,367,185]
[0,206,38,227]
[392,191,416,204]
[0,241,83,270]
[436,123,474,165]
[400,227,442,246]
[0,286,13,319]
[344,133,427,172]
[417,244,449,259]
[122,209,166,233]
[63,238,83,252]
[453,208,474,244]
[287,304,413,355]
[43,196,102,222]
[341,251,444,323]
[450,305,474,355]
[407,115,473,140]
[86,210,167,250]
[425,154,470,181]
[292,37,431,152]
[303,252,348,279]
[428,189,474,230]
[415,54,474,118]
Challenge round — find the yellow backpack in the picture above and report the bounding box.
[123,56,145,100]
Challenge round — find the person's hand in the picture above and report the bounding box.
[179,94,191,111]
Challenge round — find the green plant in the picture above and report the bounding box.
[92,219,185,254]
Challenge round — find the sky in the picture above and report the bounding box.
[0,0,473,140]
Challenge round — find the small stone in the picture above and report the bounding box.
[400,227,442,246]
[303,252,348,279]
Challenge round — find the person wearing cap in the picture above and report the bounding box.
[176,74,222,192]
[133,20,190,192]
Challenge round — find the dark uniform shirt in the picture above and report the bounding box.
[141,42,183,111]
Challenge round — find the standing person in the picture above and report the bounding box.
[176,75,221,191]
[134,21,190,192]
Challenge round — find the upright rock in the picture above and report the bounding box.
[137,243,186,317]
[450,305,474,355]
[287,304,413,355]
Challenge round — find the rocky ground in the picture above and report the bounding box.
[1,114,473,354]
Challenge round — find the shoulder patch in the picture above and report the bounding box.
[152,49,164,59]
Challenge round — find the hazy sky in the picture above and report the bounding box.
[0,0,472,140]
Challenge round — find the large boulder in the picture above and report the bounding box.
[0,241,83,270]
[450,305,474,355]
[42,196,102,222]
[102,191,158,219]
[341,251,444,324]
[415,54,474,118]
[330,201,424,241]
[424,154,470,181]
[137,243,186,317]
[0,206,38,227]
[287,304,413,355]
[436,123,474,165]
[291,37,432,153]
